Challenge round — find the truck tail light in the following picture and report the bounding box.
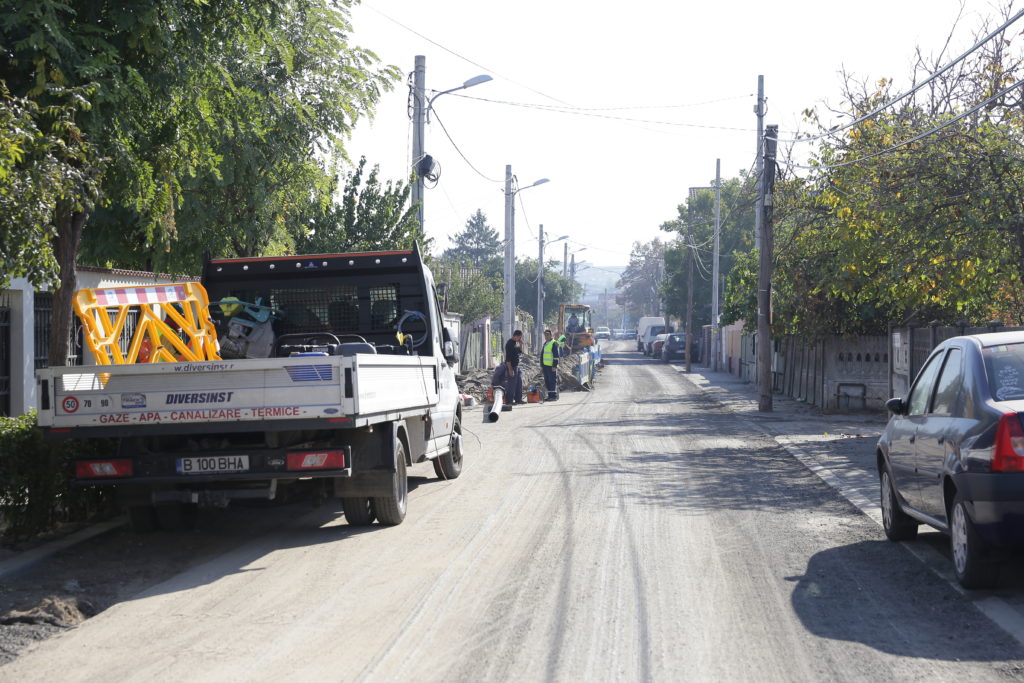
[75,459,133,479]
[993,413,1024,472]
[286,450,346,471]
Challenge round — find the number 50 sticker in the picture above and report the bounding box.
[62,396,80,413]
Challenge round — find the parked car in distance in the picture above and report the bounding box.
[877,331,1024,588]
[636,316,665,352]
[611,328,626,339]
[651,333,669,358]
[621,329,637,340]
[594,326,611,340]
[661,333,689,362]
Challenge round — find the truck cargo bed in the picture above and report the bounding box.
[37,353,439,435]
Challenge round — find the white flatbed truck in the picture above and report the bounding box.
[35,246,464,530]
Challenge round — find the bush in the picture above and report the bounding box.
[0,411,116,544]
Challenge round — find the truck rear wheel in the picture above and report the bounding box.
[374,440,408,525]
[342,497,375,525]
[433,414,464,480]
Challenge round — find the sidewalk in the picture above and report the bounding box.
[675,365,887,527]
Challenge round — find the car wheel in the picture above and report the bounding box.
[950,494,998,589]
[433,413,464,480]
[342,496,375,525]
[374,439,408,525]
[880,467,918,541]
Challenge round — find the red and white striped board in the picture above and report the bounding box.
[93,285,189,307]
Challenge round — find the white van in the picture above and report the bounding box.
[636,316,667,353]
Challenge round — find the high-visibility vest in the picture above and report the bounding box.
[542,339,557,366]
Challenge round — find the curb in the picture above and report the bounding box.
[0,517,126,581]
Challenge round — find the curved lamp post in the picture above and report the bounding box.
[503,173,550,339]
[536,229,569,350]
[411,56,492,232]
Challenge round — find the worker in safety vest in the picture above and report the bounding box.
[541,329,563,401]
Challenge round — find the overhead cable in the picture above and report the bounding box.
[780,78,1024,171]
[772,7,1024,145]
[431,109,504,183]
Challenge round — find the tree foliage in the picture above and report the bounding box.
[443,209,502,268]
[1,0,399,362]
[516,257,581,327]
[661,176,757,328]
[435,258,503,325]
[724,7,1024,337]
[616,239,666,322]
[295,157,424,256]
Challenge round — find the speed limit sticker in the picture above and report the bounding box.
[62,396,79,413]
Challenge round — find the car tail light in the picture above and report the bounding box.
[286,450,346,471]
[75,459,133,479]
[993,413,1024,472]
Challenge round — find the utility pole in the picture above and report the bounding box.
[411,56,427,232]
[753,75,764,251]
[712,158,721,372]
[685,209,694,373]
[503,164,514,338]
[757,124,778,412]
[563,243,568,279]
[536,224,545,352]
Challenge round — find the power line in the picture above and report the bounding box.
[430,108,504,183]
[364,4,573,105]
[780,78,1024,171]
[450,92,769,134]
[772,7,1024,145]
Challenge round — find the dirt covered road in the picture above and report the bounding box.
[2,341,1023,681]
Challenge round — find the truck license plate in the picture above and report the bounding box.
[176,455,250,475]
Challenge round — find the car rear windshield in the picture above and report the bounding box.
[983,343,1024,401]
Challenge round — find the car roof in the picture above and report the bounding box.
[939,331,1024,349]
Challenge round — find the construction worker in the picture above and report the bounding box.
[541,329,562,401]
[491,329,524,411]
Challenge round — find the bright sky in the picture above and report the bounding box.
[345,0,1007,267]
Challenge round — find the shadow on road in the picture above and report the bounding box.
[789,539,1024,660]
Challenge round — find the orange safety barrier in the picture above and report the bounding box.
[74,283,221,364]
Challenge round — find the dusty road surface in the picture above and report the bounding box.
[3,341,1024,681]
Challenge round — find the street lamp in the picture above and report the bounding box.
[503,169,550,340]
[536,227,569,351]
[411,56,491,232]
[567,247,587,286]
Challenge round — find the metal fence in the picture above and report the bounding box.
[889,323,1024,398]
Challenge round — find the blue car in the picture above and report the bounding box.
[877,332,1024,588]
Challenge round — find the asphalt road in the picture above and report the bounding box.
[3,341,1024,681]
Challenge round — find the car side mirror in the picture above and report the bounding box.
[443,338,459,365]
[885,397,906,415]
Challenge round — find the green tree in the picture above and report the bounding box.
[0,84,99,291]
[616,239,666,321]
[660,176,757,328]
[724,11,1024,337]
[1,0,397,363]
[443,209,501,269]
[294,157,423,255]
[435,258,503,325]
[515,258,580,328]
